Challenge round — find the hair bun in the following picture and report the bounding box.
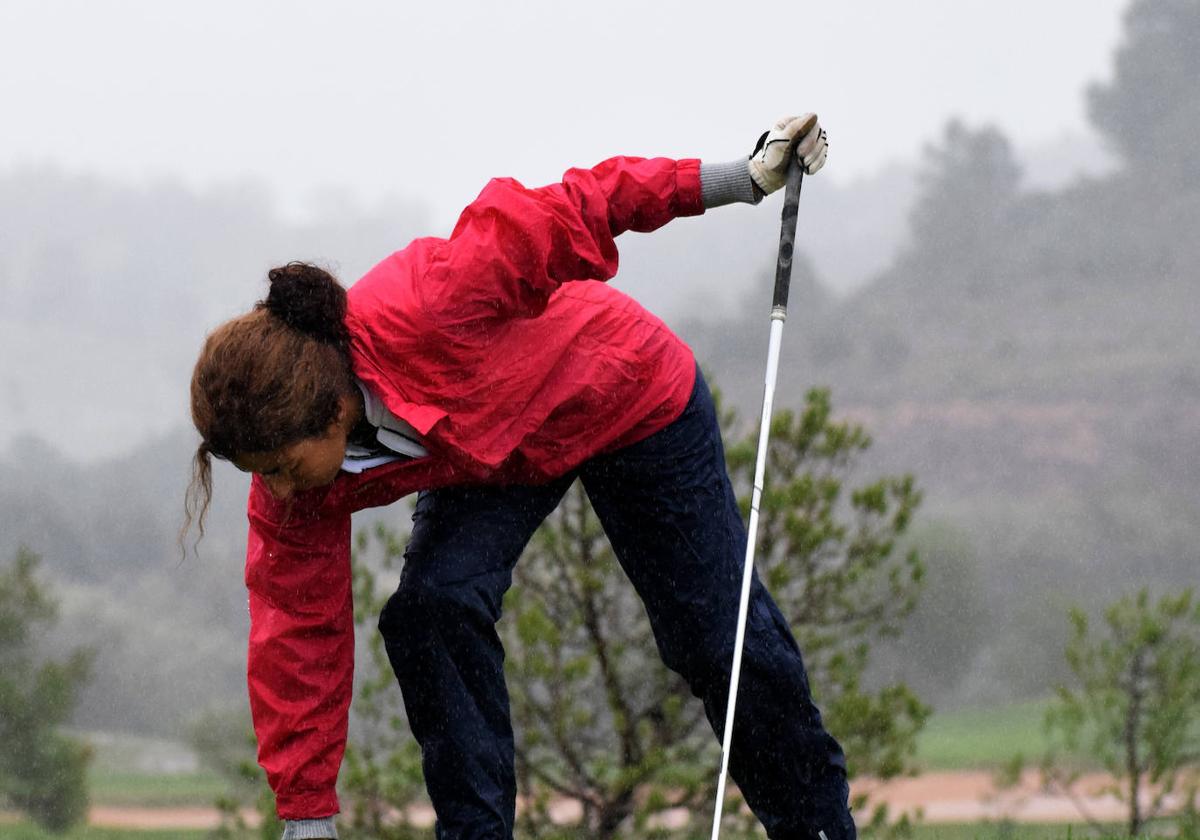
[263,262,349,344]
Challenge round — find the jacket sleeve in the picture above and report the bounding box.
[425,156,704,320]
[244,475,354,820]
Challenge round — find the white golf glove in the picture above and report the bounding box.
[748,114,828,196]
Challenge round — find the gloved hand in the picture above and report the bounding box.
[748,114,828,196]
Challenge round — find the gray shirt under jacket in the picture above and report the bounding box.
[281,817,337,840]
[700,157,762,207]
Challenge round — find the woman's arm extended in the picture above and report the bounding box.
[424,155,705,320]
[244,476,354,827]
[422,112,826,323]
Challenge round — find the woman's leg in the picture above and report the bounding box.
[579,369,856,840]
[378,478,572,840]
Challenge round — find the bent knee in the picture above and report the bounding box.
[378,567,511,643]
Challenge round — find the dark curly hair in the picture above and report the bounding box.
[182,262,354,552]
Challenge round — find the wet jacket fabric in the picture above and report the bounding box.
[245,156,705,819]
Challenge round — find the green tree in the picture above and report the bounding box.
[728,388,928,830]
[0,546,94,833]
[502,387,927,837]
[504,481,715,837]
[1043,587,1200,838]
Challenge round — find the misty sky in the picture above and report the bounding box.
[2,0,1127,227]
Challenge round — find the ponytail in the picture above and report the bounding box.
[261,262,350,347]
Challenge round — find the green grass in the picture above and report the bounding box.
[913,693,1200,773]
[915,698,1068,771]
[69,729,229,807]
[86,769,228,807]
[0,826,208,840]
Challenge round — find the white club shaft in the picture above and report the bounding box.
[710,310,786,840]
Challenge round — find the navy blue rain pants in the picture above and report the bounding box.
[378,368,856,840]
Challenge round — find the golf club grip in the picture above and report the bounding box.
[771,160,805,311]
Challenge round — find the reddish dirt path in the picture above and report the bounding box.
[73,771,1194,829]
[853,770,1134,823]
[87,806,240,830]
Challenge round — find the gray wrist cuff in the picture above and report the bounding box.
[282,817,338,839]
[700,158,762,207]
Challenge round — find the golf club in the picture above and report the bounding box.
[709,153,806,840]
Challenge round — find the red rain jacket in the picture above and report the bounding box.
[245,156,705,818]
